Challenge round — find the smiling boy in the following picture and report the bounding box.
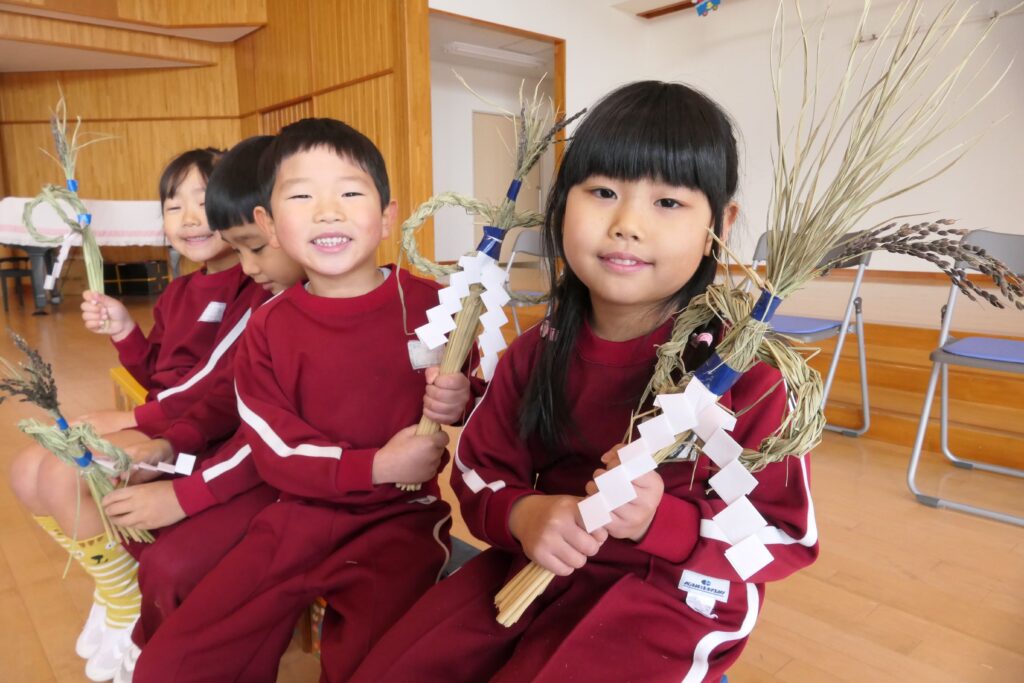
[133,118,474,683]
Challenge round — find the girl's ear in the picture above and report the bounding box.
[253,206,280,248]
[703,201,740,256]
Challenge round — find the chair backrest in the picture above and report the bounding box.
[505,228,547,293]
[751,231,872,270]
[937,229,1024,346]
[959,229,1024,276]
[507,228,545,261]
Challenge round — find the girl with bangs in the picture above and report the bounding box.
[8,147,257,682]
[351,81,818,683]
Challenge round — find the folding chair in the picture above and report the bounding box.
[504,228,549,336]
[751,232,871,436]
[907,229,1024,526]
[0,254,33,313]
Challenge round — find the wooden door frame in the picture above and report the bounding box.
[427,8,566,125]
[406,4,567,262]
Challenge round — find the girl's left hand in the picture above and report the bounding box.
[422,367,471,426]
[103,480,186,530]
[585,444,665,542]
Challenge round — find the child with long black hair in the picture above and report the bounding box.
[349,81,818,683]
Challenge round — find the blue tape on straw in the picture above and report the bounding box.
[694,352,743,396]
[55,417,93,467]
[66,179,79,192]
[78,213,92,226]
[506,179,523,202]
[475,225,504,259]
[750,289,783,323]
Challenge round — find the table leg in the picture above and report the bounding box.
[168,247,181,279]
[25,246,50,315]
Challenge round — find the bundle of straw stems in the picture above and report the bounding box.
[494,285,825,626]
[22,186,104,293]
[395,79,582,490]
[21,90,112,294]
[1,331,149,544]
[20,418,153,544]
[397,287,485,491]
[493,436,701,627]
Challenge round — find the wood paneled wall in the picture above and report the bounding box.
[260,99,312,134]
[236,0,433,264]
[0,10,221,64]
[0,0,434,268]
[1,1,266,27]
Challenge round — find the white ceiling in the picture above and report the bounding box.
[0,39,194,73]
[429,14,555,78]
[0,4,260,43]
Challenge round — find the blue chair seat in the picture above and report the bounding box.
[943,337,1024,365]
[510,290,546,301]
[771,314,842,336]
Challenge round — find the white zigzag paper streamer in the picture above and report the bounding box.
[43,233,76,291]
[576,377,775,581]
[414,252,510,381]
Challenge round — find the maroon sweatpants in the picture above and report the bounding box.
[128,484,278,647]
[350,545,762,683]
[134,497,451,683]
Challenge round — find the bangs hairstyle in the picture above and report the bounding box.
[520,81,739,451]
[205,135,275,231]
[257,117,390,212]
[158,147,222,205]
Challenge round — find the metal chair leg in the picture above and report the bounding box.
[938,362,1024,478]
[824,298,870,437]
[511,305,522,336]
[908,361,1024,526]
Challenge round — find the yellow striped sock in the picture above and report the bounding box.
[72,535,140,629]
[33,514,73,551]
[33,516,107,609]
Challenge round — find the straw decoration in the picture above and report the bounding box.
[494,0,1022,626]
[0,331,151,545]
[22,90,113,294]
[396,79,583,490]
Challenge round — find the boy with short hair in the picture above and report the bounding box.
[133,118,473,683]
[98,135,306,682]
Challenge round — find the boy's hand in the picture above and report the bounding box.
[73,409,137,436]
[372,425,449,485]
[121,437,174,484]
[585,445,665,542]
[509,494,608,576]
[81,290,135,341]
[103,481,186,530]
[422,367,471,426]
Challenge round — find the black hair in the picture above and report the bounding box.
[520,81,739,451]
[257,118,390,211]
[205,135,275,231]
[158,147,222,206]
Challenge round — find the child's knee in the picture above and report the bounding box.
[9,445,47,506]
[36,456,88,505]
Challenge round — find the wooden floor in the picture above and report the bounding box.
[1,294,1022,682]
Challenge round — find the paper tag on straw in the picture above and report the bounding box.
[44,233,75,291]
[408,340,445,370]
[174,453,197,476]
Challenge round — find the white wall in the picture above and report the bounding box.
[428,0,1024,274]
[645,0,1024,271]
[428,0,653,116]
[430,61,553,261]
